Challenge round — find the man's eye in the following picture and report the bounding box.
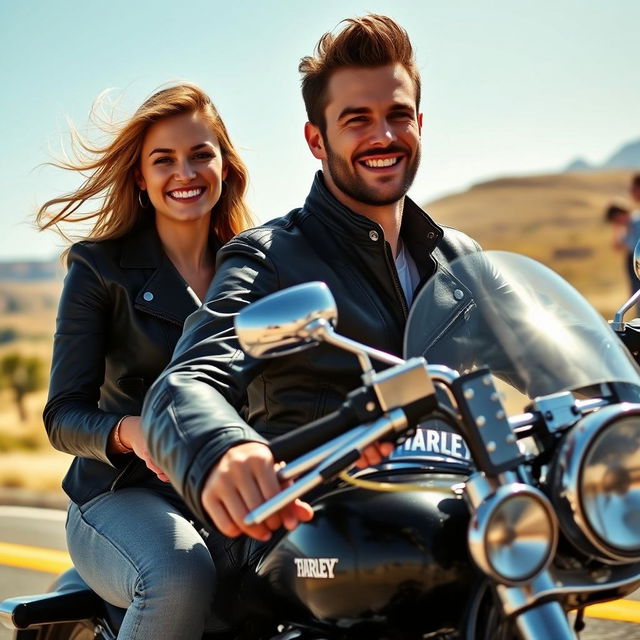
[390,112,412,120]
[347,116,367,125]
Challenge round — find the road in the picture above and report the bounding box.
[0,506,638,639]
[0,506,68,640]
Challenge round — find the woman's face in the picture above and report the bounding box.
[136,111,227,225]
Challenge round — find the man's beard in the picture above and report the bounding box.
[325,142,421,207]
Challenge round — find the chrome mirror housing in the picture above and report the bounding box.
[235,281,338,359]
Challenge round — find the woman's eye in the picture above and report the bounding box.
[194,152,214,160]
[152,156,172,165]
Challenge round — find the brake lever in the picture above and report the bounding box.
[245,408,409,526]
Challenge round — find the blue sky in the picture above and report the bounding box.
[1,0,639,260]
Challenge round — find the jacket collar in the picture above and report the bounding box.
[119,217,219,326]
[303,171,443,262]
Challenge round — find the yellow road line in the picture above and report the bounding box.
[585,599,640,623]
[0,542,71,575]
[1,540,639,624]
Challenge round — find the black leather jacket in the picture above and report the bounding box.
[44,219,220,505]
[141,173,481,525]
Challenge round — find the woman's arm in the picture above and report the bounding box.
[43,243,126,466]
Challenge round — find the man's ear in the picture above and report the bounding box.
[134,167,146,191]
[304,122,327,160]
[418,112,423,135]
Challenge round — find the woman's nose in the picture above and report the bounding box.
[174,160,197,181]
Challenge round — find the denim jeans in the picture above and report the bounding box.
[66,488,216,640]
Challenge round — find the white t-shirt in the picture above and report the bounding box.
[395,240,421,307]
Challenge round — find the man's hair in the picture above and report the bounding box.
[299,14,421,134]
[632,174,640,191]
[604,203,630,222]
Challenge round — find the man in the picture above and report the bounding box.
[141,14,480,544]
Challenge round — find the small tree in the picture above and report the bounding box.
[0,353,47,422]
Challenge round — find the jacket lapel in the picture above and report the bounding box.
[120,220,201,326]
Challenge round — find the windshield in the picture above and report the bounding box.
[404,251,640,406]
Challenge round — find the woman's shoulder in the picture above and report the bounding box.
[66,236,127,269]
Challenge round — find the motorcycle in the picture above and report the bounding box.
[2,249,640,640]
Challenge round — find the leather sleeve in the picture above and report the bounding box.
[141,233,277,524]
[43,244,124,466]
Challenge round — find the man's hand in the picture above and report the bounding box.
[354,441,396,469]
[201,442,314,541]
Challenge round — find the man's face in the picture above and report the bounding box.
[311,64,422,207]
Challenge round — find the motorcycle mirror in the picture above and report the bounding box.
[235,281,338,359]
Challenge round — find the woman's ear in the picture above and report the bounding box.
[134,167,146,190]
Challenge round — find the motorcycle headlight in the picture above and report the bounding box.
[553,403,640,563]
[469,484,557,584]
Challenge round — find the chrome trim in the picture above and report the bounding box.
[464,472,497,509]
[426,364,460,385]
[532,392,578,433]
[553,402,640,562]
[514,601,576,640]
[468,483,557,585]
[497,562,640,616]
[371,358,435,412]
[613,289,640,331]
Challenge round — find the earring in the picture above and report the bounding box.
[138,189,150,209]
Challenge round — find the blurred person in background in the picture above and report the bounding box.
[604,202,640,296]
[37,83,253,640]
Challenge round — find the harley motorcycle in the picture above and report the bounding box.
[3,250,640,640]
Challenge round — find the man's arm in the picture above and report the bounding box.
[142,232,392,538]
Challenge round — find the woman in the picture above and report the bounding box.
[38,84,253,639]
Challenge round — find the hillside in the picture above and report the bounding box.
[425,169,636,317]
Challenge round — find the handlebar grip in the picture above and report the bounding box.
[269,405,358,463]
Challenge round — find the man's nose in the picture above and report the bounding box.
[369,119,397,146]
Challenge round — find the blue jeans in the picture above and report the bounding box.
[66,488,216,640]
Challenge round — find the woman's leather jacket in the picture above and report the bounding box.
[44,219,218,505]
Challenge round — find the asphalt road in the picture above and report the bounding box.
[0,506,638,639]
[0,506,68,640]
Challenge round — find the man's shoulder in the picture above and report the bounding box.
[222,208,308,252]
[436,224,482,258]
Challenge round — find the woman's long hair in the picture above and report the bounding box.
[37,84,253,246]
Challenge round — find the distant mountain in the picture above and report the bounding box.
[565,138,640,172]
[0,258,62,281]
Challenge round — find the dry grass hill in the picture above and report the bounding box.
[424,169,636,317]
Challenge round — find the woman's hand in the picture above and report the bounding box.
[117,416,170,482]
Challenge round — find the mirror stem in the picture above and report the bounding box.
[612,289,640,331]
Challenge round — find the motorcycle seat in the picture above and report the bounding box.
[0,588,103,630]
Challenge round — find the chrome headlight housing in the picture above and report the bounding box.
[552,402,640,563]
[468,483,557,584]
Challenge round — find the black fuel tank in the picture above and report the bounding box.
[255,468,474,634]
